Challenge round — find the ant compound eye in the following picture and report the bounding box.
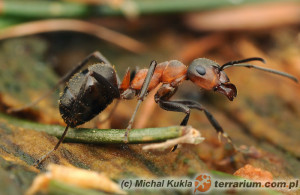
[196,65,206,76]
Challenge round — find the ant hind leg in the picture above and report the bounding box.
[7,51,112,113]
[34,70,91,166]
[34,124,70,167]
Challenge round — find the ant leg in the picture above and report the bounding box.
[156,99,191,126]
[89,71,120,98]
[61,51,112,84]
[8,51,111,113]
[98,100,120,123]
[155,99,190,151]
[156,98,233,151]
[34,125,70,167]
[124,60,158,142]
[170,100,232,143]
[34,72,91,166]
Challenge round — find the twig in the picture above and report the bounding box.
[185,2,300,31]
[64,0,108,5]
[1,0,299,17]
[0,19,147,53]
[0,1,89,18]
[143,126,205,151]
[26,164,126,195]
[48,180,110,195]
[1,113,203,144]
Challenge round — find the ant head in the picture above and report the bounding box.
[187,58,237,101]
[187,57,298,101]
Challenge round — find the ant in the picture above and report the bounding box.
[8,51,298,165]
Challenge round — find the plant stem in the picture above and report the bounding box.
[0,113,186,144]
[1,0,299,18]
[0,19,147,53]
[0,1,90,18]
[49,180,107,195]
[0,17,25,28]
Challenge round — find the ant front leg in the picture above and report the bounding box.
[8,51,111,113]
[153,84,189,151]
[154,84,233,151]
[170,100,232,143]
[124,60,158,143]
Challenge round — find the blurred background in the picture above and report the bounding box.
[0,0,299,194]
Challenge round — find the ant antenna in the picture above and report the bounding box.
[219,57,298,83]
[220,57,265,70]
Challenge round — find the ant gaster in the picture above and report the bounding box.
[8,51,298,165]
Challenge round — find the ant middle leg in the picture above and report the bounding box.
[8,51,111,113]
[124,60,158,142]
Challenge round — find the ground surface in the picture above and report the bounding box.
[0,22,299,194]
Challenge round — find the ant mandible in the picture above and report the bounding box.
[8,51,298,165]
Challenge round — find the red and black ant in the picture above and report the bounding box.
[8,51,298,165]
